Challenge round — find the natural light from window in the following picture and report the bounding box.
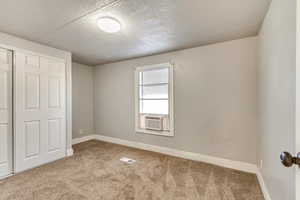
[139,68,169,115]
[135,63,174,136]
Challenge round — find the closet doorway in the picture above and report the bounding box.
[0,48,67,178]
[14,52,67,173]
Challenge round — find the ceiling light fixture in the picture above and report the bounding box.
[97,17,121,33]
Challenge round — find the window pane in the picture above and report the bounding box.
[141,68,168,85]
[140,85,168,99]
[140,100,168,115]
[139,71,143,85]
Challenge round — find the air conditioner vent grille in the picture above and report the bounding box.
[145,116,163,131]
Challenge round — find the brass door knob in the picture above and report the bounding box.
[280,152,300,167]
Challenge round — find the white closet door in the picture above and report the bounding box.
[15,52,66,172]
[0,48,12,177]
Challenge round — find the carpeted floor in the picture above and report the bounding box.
[0,140,264,200]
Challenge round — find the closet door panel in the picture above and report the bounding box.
[0,49,12,178]
[15,52,66,172]
[47,119,61,152]
[0,70,8,109]
[24,120,40,158]
[42,57,66,161]
[0,125,8,165]
[25,73,40,109]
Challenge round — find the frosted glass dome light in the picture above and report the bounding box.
[97,17,121,33]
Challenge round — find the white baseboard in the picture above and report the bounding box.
[66,148,74,156]
[72,134,257,173]
[256,170,271,200]
[72,134,271,200]
[72,135,96,145]
[95,135,258,173]
[0,173,13,180]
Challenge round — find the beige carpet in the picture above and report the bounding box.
[0,140,264,200]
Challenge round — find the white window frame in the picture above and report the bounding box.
[135,62,174,137]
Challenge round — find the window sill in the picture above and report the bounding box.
[135,128,174,137]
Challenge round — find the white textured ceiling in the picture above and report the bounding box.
[0,0,270,65]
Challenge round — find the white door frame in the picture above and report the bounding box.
[295,1,300,199]
[0,48,13,178]
[0,33,73,172]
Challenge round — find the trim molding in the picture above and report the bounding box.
[72,134,271,200]
[0,173,13,180]
[66,148,74,157]
[72,134,257,173]
[72,135,96,145]
[256,170,272,200]
[94,135,257,173]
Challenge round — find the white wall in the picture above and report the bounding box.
[258,0,296,199]
[72,62,94,139]
[93,37,258,164]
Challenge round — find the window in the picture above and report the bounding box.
[135,63,174,136]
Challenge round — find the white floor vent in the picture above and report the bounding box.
[120,157,136,164]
